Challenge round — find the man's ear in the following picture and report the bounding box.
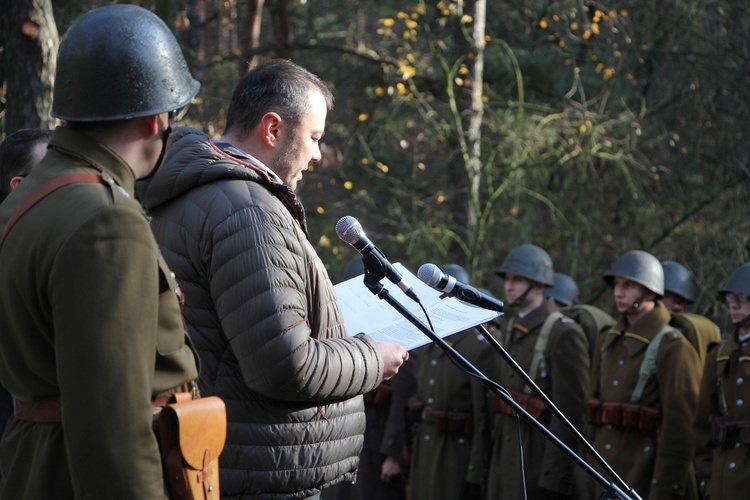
[260,112,283,147]
[9,176,24,191]
[143,114,161,137]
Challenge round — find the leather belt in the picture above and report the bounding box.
[14,394,178,423]
[420,407,474,434]
[489,389,547,421]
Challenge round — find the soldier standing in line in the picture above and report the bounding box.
[475,245,590,500]
[394,264,486,500]
[661,261,721,364]
[0,5,201,498]
[694,263,750,500]
[586,250,701,499]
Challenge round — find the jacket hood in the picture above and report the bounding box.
[137,126,279,210]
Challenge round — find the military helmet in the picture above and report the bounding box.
[603,250,664,296]
[544,273,580,307]
[496,244,554,286]
[440,264,471,285]
[719,263,750,299]
[52,5,200,122]
[662,261,696,303]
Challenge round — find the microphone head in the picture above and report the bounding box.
[335,216,363,245]
[417,263,442,287]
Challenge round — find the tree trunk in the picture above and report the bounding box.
[240,0,265,73]
[2,0,58,134]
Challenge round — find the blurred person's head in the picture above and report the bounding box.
[0,128,53,203]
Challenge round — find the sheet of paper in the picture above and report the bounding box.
[334,262,502,351]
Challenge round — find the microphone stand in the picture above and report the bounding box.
[360,271,639,500]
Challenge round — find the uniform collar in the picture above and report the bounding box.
[49,126,136,195]
[605,301,670,356]
[509,299,553,335]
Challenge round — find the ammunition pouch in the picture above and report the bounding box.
[584,397,660,432]
[710,416,750,446]
[420,407,474,434]
[489,389,547,420]
[362,381,392,407]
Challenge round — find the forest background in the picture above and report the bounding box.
[2,0,748,329]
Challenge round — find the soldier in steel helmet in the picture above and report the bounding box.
[474,244,589,500]
[694,263,750,499]
[586,250,701,499]
[545,272,581,309]
[661,261,721,364]
[0,5,200,498]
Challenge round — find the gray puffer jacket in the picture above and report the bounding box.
[137,127,385,499]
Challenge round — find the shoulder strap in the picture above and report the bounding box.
[0,174,103,249]
[630,324,675,403]
[525,311,564,394]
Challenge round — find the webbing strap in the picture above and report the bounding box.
[524,311,563,395]
[630,324,674,403]
[0,174,103,249]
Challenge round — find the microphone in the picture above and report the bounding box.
[417,263,504,312]
[336,216,420,303]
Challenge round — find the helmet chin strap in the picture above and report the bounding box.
[737,313,750,328]
[509,282,536,308]
[625,293,646,316]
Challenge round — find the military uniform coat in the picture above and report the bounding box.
[405,329,487,500]
[482,299,590,500]
[694,332,750,499]
[0,127,199,499]
[588,302,701,500]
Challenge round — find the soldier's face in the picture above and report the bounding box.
[612,277,650,313]
[504,273,529,302]
[727,293,750,325]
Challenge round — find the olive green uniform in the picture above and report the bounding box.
[405,329,487,500]
[694,334,750,499]
[481,299,590,499]
[588,302,700,499]
[0,127,199,499]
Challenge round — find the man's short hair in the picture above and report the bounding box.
[0,128,53,203]
[224,59,334,137]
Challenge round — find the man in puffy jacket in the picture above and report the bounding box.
[137,59,407,500]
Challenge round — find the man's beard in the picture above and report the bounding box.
[271,133,301,189]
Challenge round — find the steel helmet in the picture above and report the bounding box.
[496,244,555,286]
[603,250,664,296]
[440,264,471,285]
[544,273,580,307]
[52,5,200,122]
[719,263,750,299]
[662,261,697,303]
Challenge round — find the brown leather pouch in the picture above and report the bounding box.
[638,405,660,432]
[621,402,641,429]
[584,397,602,424]
[601,401,623,427]
[159,393,227,500]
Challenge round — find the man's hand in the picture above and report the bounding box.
[376,341,408,379]
[380,455,401,483]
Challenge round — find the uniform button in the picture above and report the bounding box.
[737,399,744,406]
[509,372,515,378]
[427,398,434,405]
[612,380,619,387]
[505,434,511,442]
[604,443,612,450]
[468,464,474,470]
[652,479,658,486]
[618,359,625,366]
[672,483,680,491]
[643,445,652,453]
[429,378,435,385]
[424,434,431,441]
[737,377,744,385]
[458,437,466,444]
[606,425,613,430]
[729,462,736,469]
[736,442,742,448]
[431,359,438,366]
[623,340,628,346]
